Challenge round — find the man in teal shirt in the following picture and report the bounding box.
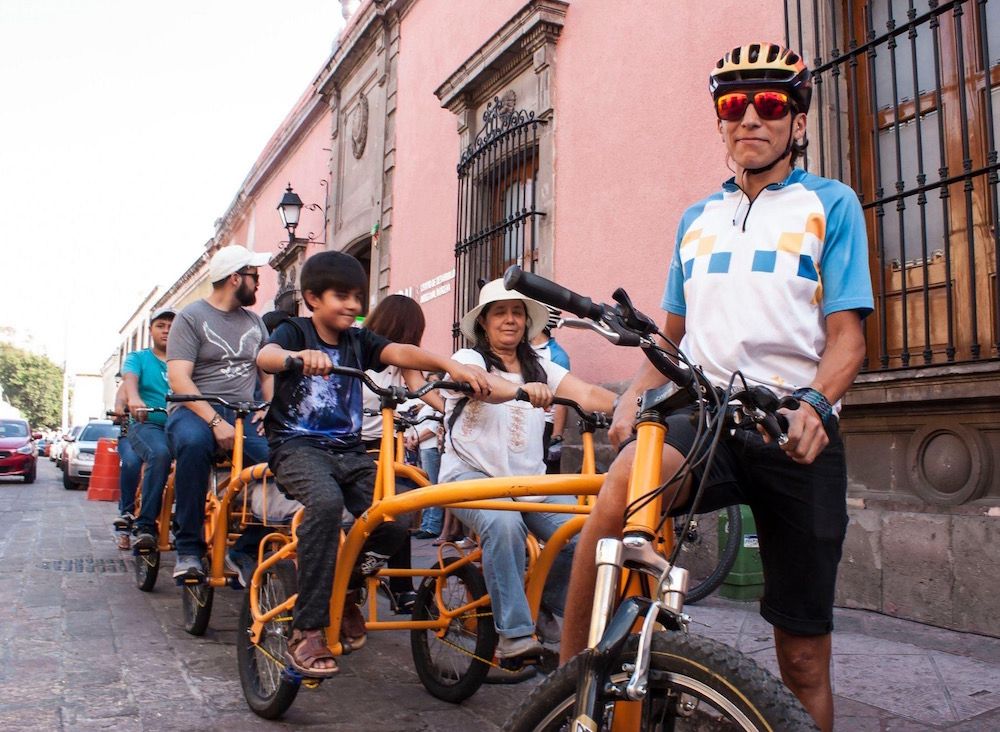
[124,307,175,550]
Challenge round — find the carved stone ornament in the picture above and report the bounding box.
[351,92,369,159]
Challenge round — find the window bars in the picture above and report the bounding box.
[452,96,545,348]
[787,0,999,369]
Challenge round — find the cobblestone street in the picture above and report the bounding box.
[3,461,1000,731]
[0,462,538,731]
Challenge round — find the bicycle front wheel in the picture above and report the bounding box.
[503,632,816,732]
[237,558,300,719]
[672,505,741,604]
[181,581,214,636]
[134,550,160,592]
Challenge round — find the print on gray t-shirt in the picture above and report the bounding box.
[166,299,267,409]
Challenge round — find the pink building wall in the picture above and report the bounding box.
[218,103,332,314]
[392,0,784,383]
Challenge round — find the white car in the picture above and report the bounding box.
[63,420,119,490]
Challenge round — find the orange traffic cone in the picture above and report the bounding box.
[87,438,121,502]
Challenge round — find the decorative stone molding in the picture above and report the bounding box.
[906,422,991,505]
[434,0,567,116]
[351,92,369,159]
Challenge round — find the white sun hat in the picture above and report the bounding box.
[459,278,550,343]
[208,245,271,283]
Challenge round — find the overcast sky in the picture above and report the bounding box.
[0,0,344,373]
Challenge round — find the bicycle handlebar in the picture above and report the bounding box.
[504,266,696,393]
[166,394,270,414]
[504,266,604,321]
[282,357,473,403]
[512,389,610,430]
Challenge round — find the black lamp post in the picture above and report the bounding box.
[277,183,304,244]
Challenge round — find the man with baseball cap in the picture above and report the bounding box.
[122,307,176,550]
[165,244,273,581]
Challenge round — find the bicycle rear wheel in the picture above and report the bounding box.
[181,581,214,636]
[503,632,816,731]
[672,504,741,604]
[237,558,301,719]
[410,556,497,703]
[134,550,160,592]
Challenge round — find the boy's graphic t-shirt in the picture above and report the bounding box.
[122,349,170,426]
[265,320,390,451]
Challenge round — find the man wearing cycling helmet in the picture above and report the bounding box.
[561,43,873,731]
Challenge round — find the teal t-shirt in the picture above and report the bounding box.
[122,349,169,426]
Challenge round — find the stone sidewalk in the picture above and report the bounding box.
[1,461,999,730]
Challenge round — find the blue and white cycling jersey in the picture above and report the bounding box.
[662,168,873,408]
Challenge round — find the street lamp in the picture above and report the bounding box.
[277,183,304,242]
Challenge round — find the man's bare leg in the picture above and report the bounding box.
[560,442,689,664]
[774,627,834,732]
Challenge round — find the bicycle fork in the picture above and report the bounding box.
[572,534,690,731]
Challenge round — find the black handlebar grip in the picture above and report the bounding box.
[514,388,531,402]
[284,356,304,373]
[503,266,603,321]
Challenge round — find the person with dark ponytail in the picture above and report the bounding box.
[440,279,615,664]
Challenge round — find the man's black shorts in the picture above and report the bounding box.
[664,405,848,636]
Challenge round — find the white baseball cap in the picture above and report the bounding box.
[149,307,176,323]
[208,245,271,283]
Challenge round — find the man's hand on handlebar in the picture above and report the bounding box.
[608,397,638,449]
[211,418,237,452]
[127,397,149,423]
[769,405,828,464]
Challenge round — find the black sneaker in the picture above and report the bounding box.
[133,532,157,552]
[113,513,134,532]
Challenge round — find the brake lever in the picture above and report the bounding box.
[611,288,658,336]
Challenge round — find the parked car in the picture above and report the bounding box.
[0,418,41,483]
[63,420,120,490]
[52,425,83,468]
[36,438,50,457]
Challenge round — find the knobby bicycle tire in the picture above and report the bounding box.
[410,556,497,703]
[181,580,214,636]
[237,558,301,719]
[134,550,160,592]
[503,632,817,732]
[673,504,742,604]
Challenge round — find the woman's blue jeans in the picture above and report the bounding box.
[417,447,443,534]
[450,470,577,640]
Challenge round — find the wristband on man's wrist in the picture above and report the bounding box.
[792,387,833,424]
[208,414,223,429]
[550,435,563,444]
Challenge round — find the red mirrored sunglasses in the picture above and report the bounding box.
[715,90,793,122]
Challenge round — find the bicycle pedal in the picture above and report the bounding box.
[175,574,205,586]
[301,677,322,689]
[281,666,304,684]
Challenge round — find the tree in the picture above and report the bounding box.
[0,343,63,429]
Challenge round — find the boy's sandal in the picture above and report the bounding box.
[341,590,368,652]
[286,629,339,679]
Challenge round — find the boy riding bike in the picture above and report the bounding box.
[559,42,873,732]
[255,251,492,678]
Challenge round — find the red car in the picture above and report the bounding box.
[0,418,40,483]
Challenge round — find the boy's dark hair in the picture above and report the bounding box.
[363,294,425,345]
[300,251,368,312]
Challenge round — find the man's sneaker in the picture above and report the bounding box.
[172,555,205,581]
[454,537,477,550]
[113,512,134,532]
[133,532,157,552]
[225,549,256,589]
[496,635,543,660]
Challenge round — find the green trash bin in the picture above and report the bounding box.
[719,505,764,601]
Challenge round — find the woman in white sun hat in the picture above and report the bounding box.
[439,278,616,664]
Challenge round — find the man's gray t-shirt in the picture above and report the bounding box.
[166,299,267,411]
